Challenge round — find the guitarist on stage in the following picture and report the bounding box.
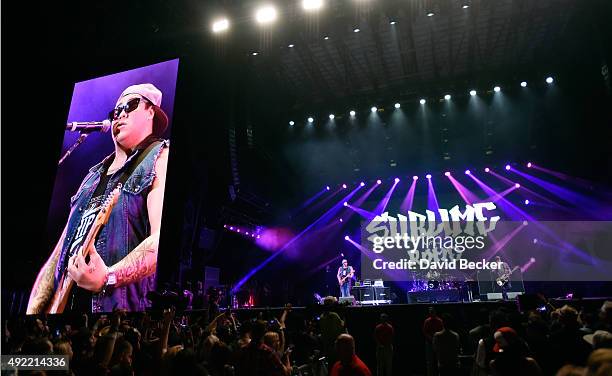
[27,84,170,314]
[494,255,513,300]
[337,259,355,298]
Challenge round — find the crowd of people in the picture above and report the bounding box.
[2,296,611,376]
[422,300,612,376]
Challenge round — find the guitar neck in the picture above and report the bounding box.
[79,218,104,257]
[46,187,120,314]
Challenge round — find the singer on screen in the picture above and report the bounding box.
[27,83,170,314]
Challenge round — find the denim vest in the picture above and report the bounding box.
[55,140,169,313]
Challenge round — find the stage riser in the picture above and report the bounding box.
[407,290,462,303]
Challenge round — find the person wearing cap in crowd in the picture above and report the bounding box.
[27,83,170,314]
[489,326,542,376]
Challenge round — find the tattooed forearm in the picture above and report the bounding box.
[27,249,61,314]
[108,234,158,288]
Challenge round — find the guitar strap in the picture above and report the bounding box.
[116,138,163,187]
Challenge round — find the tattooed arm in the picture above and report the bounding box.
[107,233,159,287]
[107,147,168,287]
[27,224,68,314]
[67,147,169,291]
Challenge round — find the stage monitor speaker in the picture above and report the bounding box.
[508,292,524,299]
[339,296,356,305]
[374,287,390,301]
[351,286,374,302]
[486,293,503,300]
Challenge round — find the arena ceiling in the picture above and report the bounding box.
[239,0,579,109]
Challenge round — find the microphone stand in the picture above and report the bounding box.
[58,133,88,165]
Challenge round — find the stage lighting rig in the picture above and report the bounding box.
[212,18,229,33]
[256,5,277,24]
[302,0,323,11]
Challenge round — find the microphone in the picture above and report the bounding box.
[66,120,111,133]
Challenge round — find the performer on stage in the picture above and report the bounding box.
[27,83,170,314]
[337,259,355,298]
[494,255,513,300]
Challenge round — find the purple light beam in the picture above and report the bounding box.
[400,177,418,212]
[232,183,364,293]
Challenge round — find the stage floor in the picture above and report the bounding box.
[225,296,610,315]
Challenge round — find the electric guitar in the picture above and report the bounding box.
[496,266,520,287]
[46,185,121,314]
[339,270,354,286]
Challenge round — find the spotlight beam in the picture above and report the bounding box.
[400,178,418,213]
[307,186,343,216]
[530,164,590,185]
[468,173,593,262]
[345,203,376,220]
[479,185,518,203]
[427,177,440,214]
[530,165,612,201]
[488,169,565,208]
[338,183,383,223]
[467,173,525,220]
[231,184,364,293]
[289,187,333,219]
[510,168,603,216]
[520,257,536,274]
[446,174,482,204]
[352,182,380,207]
[484,222,526,261]
[374,179,400,215]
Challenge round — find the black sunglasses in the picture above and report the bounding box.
[108,97,150,121]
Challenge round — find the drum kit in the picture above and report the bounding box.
[407,270,464,292]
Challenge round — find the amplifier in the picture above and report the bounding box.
[351,286,374,302]
[374,287,390,301]
[352,286,391,304]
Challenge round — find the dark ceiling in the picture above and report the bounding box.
[237,0,579,110]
